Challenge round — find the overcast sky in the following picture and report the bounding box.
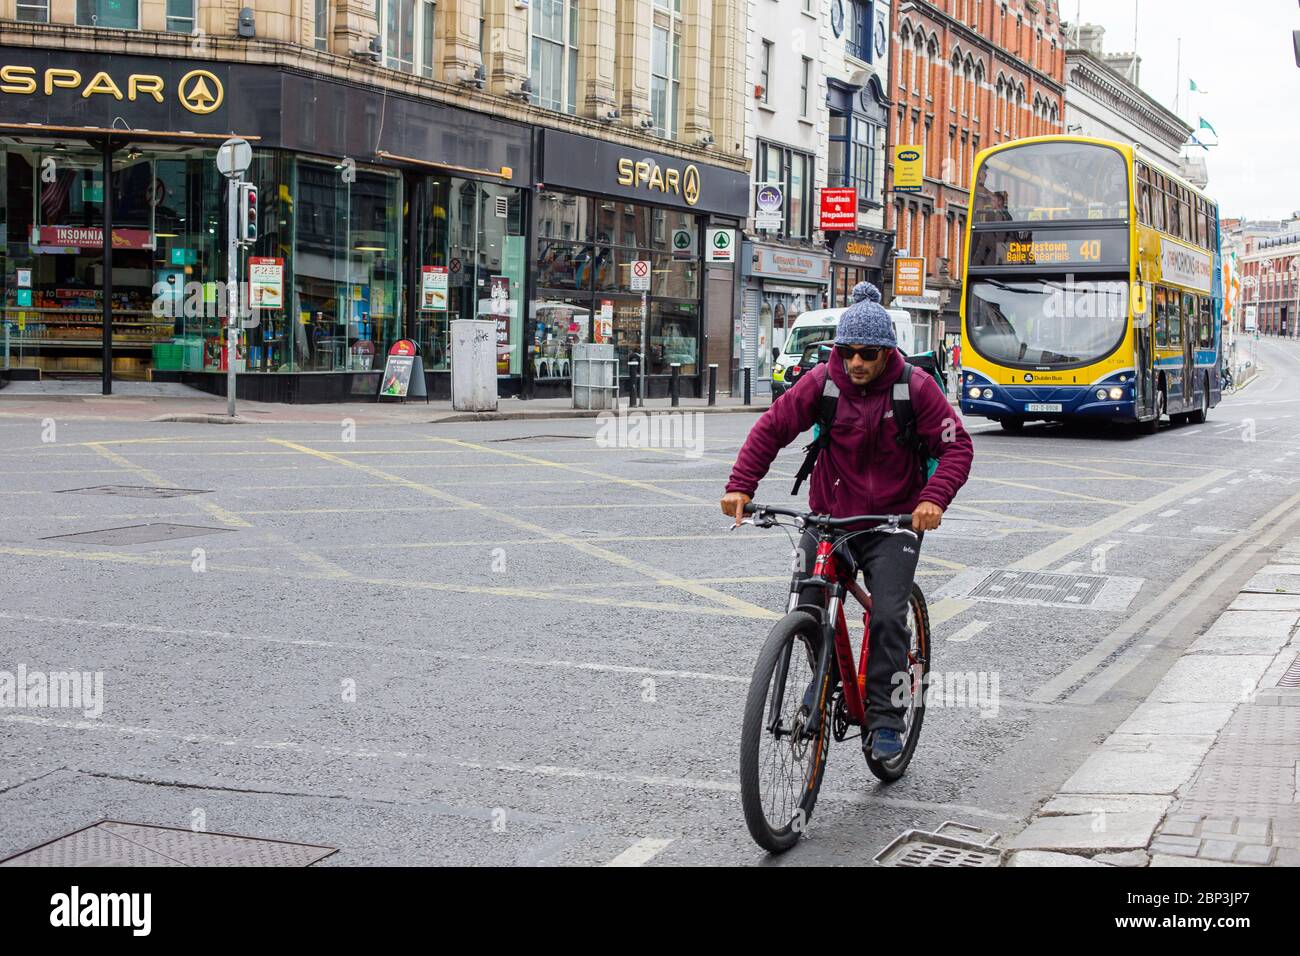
[1072,0,1300,219]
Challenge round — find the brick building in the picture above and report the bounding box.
[885,0,1066,344]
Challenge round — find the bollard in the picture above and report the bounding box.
[743,366,752,406]
[628,360,640,408]
[670,363,681,407]
[707,364,718,406]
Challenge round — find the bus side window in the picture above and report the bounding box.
[1200,297,1212,347]
[1182,293,1196,346]
[1154,287,1167,348]
[1168,291,1182,348]
[1153,176,1166,232]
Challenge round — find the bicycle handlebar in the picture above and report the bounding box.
[741,502,913,529]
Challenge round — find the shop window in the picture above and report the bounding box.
[77,0,139,28]
[413,176,523,374]
[532,0,578,113]
[165,0,195,33]
[16,0,49,22]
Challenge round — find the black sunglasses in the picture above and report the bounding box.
[835,345,884,362]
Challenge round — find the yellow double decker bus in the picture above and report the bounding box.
[959,135,1222,433]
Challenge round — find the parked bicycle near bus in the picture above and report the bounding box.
[720,282,973,851]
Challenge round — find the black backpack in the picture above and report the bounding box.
[790,362,938,495]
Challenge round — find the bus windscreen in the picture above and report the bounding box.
[967,278,1129,368]
[973,141,1129,224]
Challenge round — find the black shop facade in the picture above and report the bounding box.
[0,45,748,402]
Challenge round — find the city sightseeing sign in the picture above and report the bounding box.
[0,64,224,115]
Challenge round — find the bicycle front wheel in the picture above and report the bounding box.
[739,611,832,853]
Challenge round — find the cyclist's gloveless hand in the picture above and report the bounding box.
[913,500,943,532]
[721,491,752,527]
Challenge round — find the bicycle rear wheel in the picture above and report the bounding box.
[739,611,831,853]
[866,583,931,782]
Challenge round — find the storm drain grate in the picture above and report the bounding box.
[57,485,212,499]
[940,568,1143,611]
[0,820,336,867]
[1278,655,1300,688]
[874,822,1001,867]
[41,523,234,546]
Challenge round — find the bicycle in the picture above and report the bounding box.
[735,503,931,854]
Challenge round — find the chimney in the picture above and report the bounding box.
[1072,23,1106,57]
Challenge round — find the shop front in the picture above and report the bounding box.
[0,46,531,400]
[828,230,892,307]
[740,241,831,394]
[890,290,943,355]
[532,130,749,399]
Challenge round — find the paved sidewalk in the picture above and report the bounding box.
[1006,535,1300,867]
[0,379,770,424]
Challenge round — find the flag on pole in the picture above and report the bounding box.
[1189,133,1209,150]
[1199,117,1218,136]
[1189,78,1209,94]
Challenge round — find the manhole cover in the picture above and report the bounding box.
[874,822,1001,867]
[940,568,1143,611]
[0,821,335,867]
[41,523,234,545]
[57,485,212,499]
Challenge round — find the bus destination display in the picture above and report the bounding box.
[970,226,1127,269]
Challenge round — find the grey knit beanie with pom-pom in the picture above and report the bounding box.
[834,281,896,349]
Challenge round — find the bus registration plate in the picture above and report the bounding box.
[1026,403,1063,412]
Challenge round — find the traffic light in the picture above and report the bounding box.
[238,182,258,245]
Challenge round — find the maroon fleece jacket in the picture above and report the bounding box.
[726,349,973,516]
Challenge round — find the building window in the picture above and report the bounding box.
[758,141,815,239]
[76,0,139,28]
[421,1,436,77]
[849,0,872,61]
[315,0,330,50]
[16,0,49,22]
[378,0,437,76]
[759,39,773,105]
[652,25,681,136]
[532,0,578,113]
[165,0,195,33]
[829,111,875,203]
[800,57,812,117]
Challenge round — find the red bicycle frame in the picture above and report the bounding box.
[812,540,872,728]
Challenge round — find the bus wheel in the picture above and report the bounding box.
[999,418,1025,434]
[1187,377,1210,424]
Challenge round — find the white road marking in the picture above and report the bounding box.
[1128,523,1152,533]
[0,612,749,683]
[1184,498,1203,505]
[1158,509,1180,517]
[1207,487,1224,494]
[604,837,675,867]
[1228,478,1244,484]
[1053,560,1083,573]
[0,713,1020,821]
[948,620,991,643]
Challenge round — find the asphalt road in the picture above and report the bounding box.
[1,337,1298,866]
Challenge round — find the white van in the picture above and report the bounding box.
[772,307,915,396]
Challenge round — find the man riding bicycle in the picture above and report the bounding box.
[721,282,973,761]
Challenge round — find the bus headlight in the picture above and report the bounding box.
[1095,388,1108,400]
[1108,387,1124,400]
[969,386,982,399]
[982,389,993,399]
